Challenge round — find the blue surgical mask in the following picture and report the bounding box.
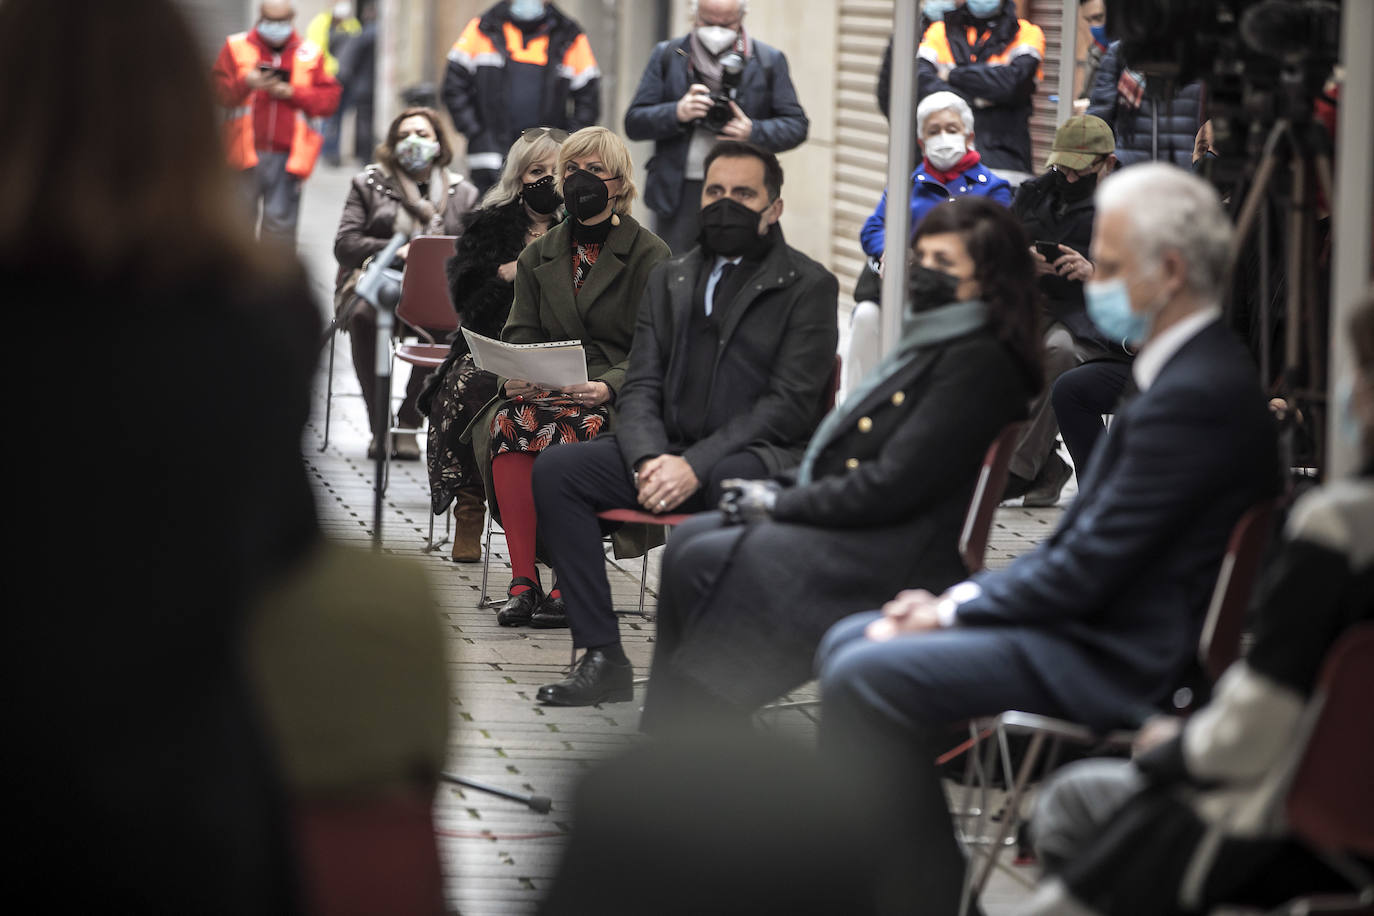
[965,0,1003,19]
[508,0,545,22]
[1090,24,1109,49]
[256,19,293,47]
[1084,278,1151,345]
[923,0,957,20]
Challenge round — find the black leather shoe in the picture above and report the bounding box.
[496,577,542,627]
[530,591,567,629]
[536,649,633,706]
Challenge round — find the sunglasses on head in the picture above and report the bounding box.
[522,127,570,142]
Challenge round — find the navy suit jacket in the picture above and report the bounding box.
[956,320,1280,730]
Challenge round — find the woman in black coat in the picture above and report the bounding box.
[640,198,1043,731]
[419,128,568,561]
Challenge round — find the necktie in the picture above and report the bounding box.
[711,262,737,315]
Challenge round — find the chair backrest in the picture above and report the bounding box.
[958,422,1025,574]
[396,235,459,341]
[1285,623,1374,859]
[1196,499,1277,682]
[295,791,446,916]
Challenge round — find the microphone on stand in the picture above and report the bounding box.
[355,231,408,546]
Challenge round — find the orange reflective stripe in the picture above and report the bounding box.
[223,33,258,170]
[449,18,499,68]
[561,32,598,77]
[285,43,325,178]
[503,21,550,65]
[286,112,323,178]
[918,21,955,66]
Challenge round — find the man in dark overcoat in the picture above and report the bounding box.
[530,140,838,706]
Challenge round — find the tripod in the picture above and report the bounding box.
[1228,104,1334,474]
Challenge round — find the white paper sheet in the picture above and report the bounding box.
[461,328,589,389]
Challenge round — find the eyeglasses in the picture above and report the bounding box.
[521,127,570,143]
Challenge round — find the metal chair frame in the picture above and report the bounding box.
[954,499,1279,916]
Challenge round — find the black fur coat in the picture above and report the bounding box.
[447,198,530,350]
[419,199,532,415]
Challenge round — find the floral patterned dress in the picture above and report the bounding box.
[487,238,611,458]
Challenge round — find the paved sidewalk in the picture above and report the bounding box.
[297,162,1065,915]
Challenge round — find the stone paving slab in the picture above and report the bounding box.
[295,162,1065,915]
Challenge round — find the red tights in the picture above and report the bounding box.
[491,453,558,597]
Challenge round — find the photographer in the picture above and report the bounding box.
[624,0,808,253]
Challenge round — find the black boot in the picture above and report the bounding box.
[496,577,542,626]
[536,649,633,706]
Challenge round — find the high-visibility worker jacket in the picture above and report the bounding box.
[440,3,600,175]
[211,29,342,179]
[917,2,1045,173]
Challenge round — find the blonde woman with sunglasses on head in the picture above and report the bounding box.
[419,127,568,562]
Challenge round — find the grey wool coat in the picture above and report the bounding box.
[465,213,671,556]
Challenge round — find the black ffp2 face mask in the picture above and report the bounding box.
[908,264,962,311]
[698,197,765,257]
[521,175,562,215]
[562,169,613,222]
[1052,167,1098,203]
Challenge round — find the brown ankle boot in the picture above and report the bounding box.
[450,488,485,562]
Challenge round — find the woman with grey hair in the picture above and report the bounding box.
[848,90,1012,392]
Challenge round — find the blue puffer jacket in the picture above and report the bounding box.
[860,159,1012,257]
[624,35,808,217]
[1086,42,1204,168]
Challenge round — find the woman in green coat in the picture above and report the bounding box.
[470,126,671,626]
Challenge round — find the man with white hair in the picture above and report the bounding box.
[814,163,1281,914]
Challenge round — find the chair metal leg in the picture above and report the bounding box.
[961,728,1048,915]
[320,327,336,451]
[638,553,650,620]
[478,511,493,607]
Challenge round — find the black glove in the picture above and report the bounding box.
[718,478,781,525]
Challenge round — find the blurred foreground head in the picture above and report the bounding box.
[538,732,922,916]
[0,0,262,280]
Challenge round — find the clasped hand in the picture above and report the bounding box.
[864,588,944,641]
[636,455,699,513]
[718,478,780,525]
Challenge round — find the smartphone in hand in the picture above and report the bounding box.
[1035,240,1064,262]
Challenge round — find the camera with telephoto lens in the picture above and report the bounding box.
[700,52,745,133]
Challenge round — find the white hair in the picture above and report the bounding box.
[916,91,975,137]
[1095,162,1235,299]
[688,0,748,17]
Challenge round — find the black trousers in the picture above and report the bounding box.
[531,435,766,649]
[1051,358,1133,474]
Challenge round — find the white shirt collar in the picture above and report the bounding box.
[1132,305,1222,392]
[712,254,743,272]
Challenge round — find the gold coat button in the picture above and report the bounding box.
[857,416,873,433]
[891,390,906,406]
[845,458,860,470]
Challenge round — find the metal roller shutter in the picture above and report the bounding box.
[833,0,894,316]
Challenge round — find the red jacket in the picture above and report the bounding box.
[211,29,340,157]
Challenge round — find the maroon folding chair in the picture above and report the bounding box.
[378,236,458,542]
[294,791,446,916]
[958,422,1025,574]
[954,495,1282,916]
[1276,622,1374,914]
